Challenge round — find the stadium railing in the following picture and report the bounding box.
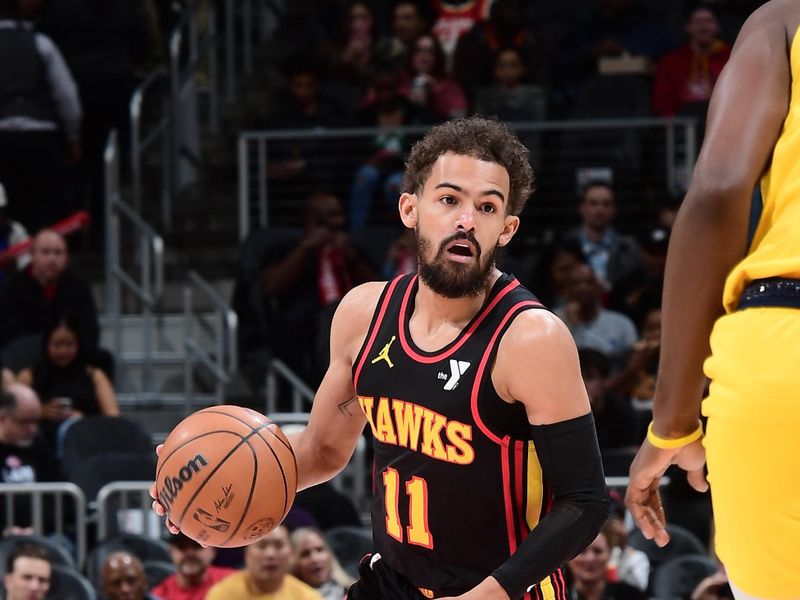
[237,118,698,241]
[184,270,239,415]
[0,482,88,568]
[104,130,165,404]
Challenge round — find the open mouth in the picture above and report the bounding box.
[445,240,476,260]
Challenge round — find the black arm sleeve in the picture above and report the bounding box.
[492,413,609,600]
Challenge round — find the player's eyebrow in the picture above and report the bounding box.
[434,182,506,202]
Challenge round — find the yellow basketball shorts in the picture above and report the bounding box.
[703,307,800,598]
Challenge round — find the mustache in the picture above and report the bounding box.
[437,231,481,257]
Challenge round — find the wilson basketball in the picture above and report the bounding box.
[155,405,297,547]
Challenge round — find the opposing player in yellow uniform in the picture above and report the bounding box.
[626,1,800,598]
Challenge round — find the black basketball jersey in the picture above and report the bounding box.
[352,273,568,600]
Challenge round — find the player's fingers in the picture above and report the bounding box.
[148,482,158,501]
[686,467,709,493]
[151,499,165,517]
[155,443,163,456]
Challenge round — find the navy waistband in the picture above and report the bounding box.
[738,278,800,310]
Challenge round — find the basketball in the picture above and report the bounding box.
[155,405,297,547]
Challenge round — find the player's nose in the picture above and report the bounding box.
[455,205,477,231]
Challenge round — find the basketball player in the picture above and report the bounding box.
[625,2,800,599]
[154,117,608,599]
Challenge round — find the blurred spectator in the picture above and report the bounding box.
[431,0,493,63]
[375,0,432,68]
[578,348,638,451]
[453,0,543,103]
[262,192,375,385]
[0,229,100,358]
[2,542,50,600]
[327,1,378,85]
[265,56,352,205]
[658,194,682,230]
[474,46,547,122]
[290,528,355,600]
[557,263,638,367]
[604,494,649,591]
[382,227,416,278]
[18,314,119,451]
[38,0,155,236]
[608,224,668,325]
[567,530,646,600]
[269,57,351,130]
[652,5,731,118]
[0,0,81,233]
[350,66,434,230]
[529,240,587,312]
[101,551,157,600]
[553,0,674,115]
[0,182,30,282]
[0,383,61,532]
[563,181,643,292]
[605,306,660,417]
[691,570,733,600]
[399,34,468,120]
[152,532,235,600]
[205,525,322,600]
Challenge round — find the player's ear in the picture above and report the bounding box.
[497,215,519,247]
[399,192,417,228]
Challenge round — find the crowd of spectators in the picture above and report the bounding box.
[0,0,770,598]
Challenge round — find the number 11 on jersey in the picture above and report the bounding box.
[382,468,434,548]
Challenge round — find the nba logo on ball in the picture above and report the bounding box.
[155,406,297,547]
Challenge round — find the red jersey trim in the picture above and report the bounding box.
[398,275,521,363]
[501,437,517,555]
[468,299,541,445]
[353,275,404,391]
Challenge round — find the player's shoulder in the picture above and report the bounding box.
[502,306,575,353]
[337,280,388,319]
[332,280,392,343]
[738,0,798,38]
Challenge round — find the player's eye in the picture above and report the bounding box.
[441,196,456,205]
[480,203,496,213]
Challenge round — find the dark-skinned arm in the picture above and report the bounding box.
[653,3,792,437]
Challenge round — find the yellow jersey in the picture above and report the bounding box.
[723,24,800,311]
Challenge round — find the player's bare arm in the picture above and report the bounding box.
[288,281,384,491]
[626,0,796,545]
[444,309,606,600]
[494,309,591,424]
[653,0,792,438]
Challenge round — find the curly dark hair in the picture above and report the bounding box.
[402,117,534,216]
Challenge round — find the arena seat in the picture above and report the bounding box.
[650,554,719,600]
[45,564,96,600]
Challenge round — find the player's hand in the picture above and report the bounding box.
[625,437,707,547]
[149,444,179,535]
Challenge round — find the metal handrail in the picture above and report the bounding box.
[104,130,165,400]
[96,481,161,541]
[183,270,238,415]
[265,359,316,414]
[130,68,172,227]
[169,0,219,138]
[237,117,699,240]
[0,482,87,568]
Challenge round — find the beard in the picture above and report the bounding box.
[178,555,206,579]
[416,229,497,298]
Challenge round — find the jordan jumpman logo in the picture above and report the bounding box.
[371,335,396,368]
